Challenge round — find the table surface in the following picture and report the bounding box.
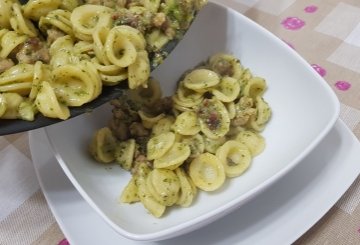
[2,0,360,244]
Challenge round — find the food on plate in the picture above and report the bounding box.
[0,0,207,121]
[89,53,272,217]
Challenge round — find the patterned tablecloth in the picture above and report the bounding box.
[1,0,360,244]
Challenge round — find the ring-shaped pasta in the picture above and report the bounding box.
[71,4,113,41]
[10,3,38,37]
[128,50,150,89]
[138,110,165,129]
[203,135,226,154]
[216,140,252,177]
[173,102,193,113]
[128,78,162,107]
[172,111,200,135]
[235,130,265,156]
[181,133,205,158]
[0,31,27,58]
[189,153,225,191]
[113,25,146,51]
[0,0,13,28]
[242,77,266,100]
[0,28,8,40]
[92,58,123,75]
[239,68,252,87]
[146,29,170,51]
[100,72,128,85]
[120,176,140,203]
[34,81,70,120]
[177,83,203,101]
[135,162,166,218]
[88,127,117,163]
[39,9,73,36]
[151,116,175,136]
[30,63,52,100]
[0,82,32,95]
[93,26,110,65]
[225,101,236,120]
[0,64,34,86]
[172,83,203,108]
[197,98,230,139]
[146,169,180,206]
[247,97,271,131]
[183,68,220,92]
[175,168,197,207]
[23,0,61,21]
[153,142,191,169]
[0,92,23,119]
[146,131,175,160]
[18,100,36,121]
[74,41,93,54]
[114,139,136,170]
[0,93,6,117]
[212,76,240,103]
[51,62,98,106]
[81,60,102,99]
[49,36,75,67]
[104,28,137,68]
[49,35,73,56]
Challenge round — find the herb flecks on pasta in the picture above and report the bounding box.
[0,0,207,121]
[89,53,272,218]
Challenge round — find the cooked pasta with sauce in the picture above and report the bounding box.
[0,0,206,121]
[89,53,272,218]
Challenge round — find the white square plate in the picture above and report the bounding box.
[45,1,340,241]
[31,120,360,245]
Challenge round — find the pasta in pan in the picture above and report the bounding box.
[89,53,272,218]
[0,0,206,121]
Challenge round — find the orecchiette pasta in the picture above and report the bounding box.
[89,53,271,217]
[0,0,206,121]
[216,140,252,177]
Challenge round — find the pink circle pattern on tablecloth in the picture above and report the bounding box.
[311,64,327,77]
[304,5,318,13]
[58,239,70,245]
[335,81,351,91]
[281,17,305,30]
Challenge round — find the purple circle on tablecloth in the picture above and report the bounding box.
[58,239,70,245]
[311,64,327,77]
[281,17,305,30]
[335,81,351,91]
[305,5,318,13]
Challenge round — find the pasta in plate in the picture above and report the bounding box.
[89,53,272,218]
[0,0,207,121]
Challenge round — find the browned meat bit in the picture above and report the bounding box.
[0,58,14,73]
[231,96,256,126]
[109,97,144,141]
[151,96,173,115]
[129,122,149,137]
[16,37,50,64]
[112,9,152,33]
[109,118,129,141]
[210,59,234,77]
[46,28,65,45]
[197,99,222,130]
